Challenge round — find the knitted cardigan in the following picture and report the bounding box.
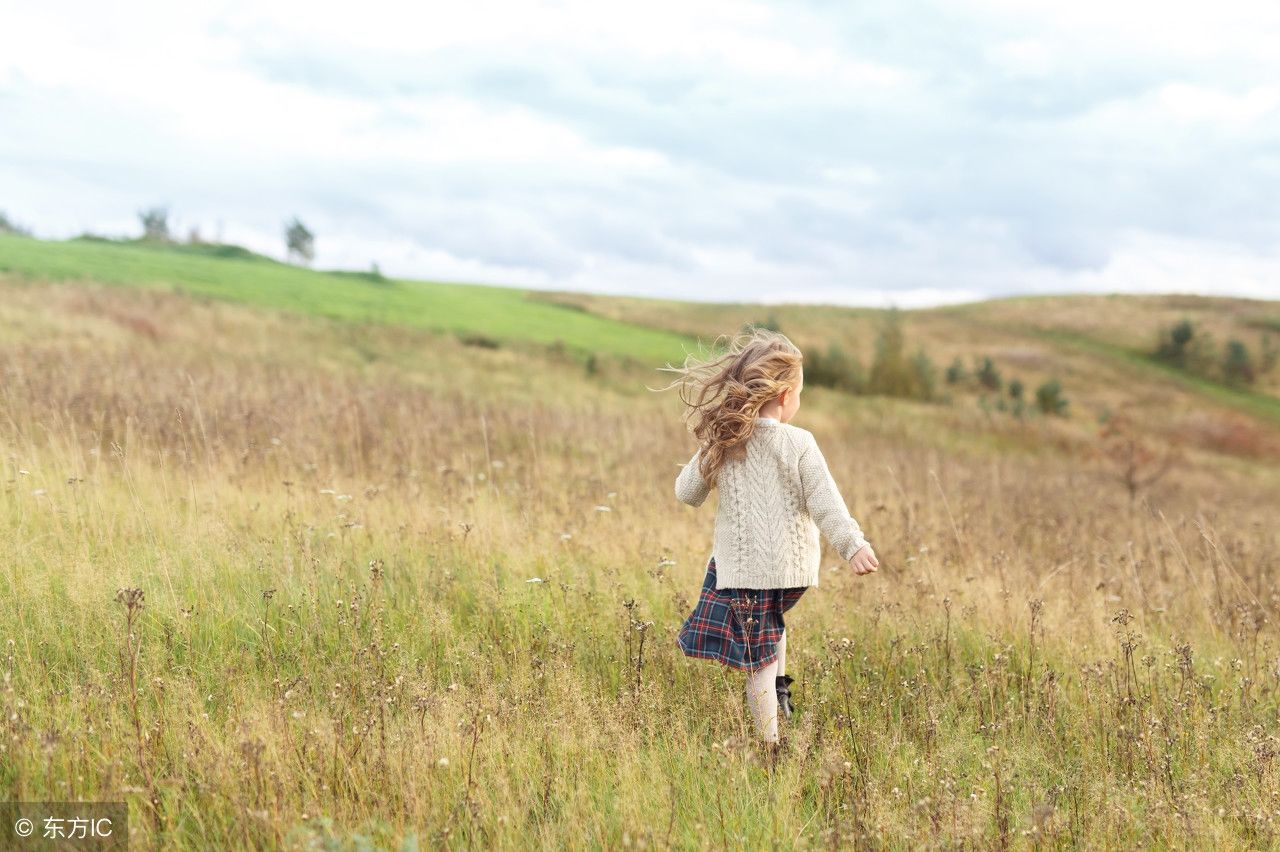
[674,418,870,590]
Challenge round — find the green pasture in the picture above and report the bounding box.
[0,234,694,364]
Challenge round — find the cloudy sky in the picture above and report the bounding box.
[3,1,1279,306]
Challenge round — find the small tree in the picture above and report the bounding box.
[1221,339,1255,385]
[1008,378,1025,419]
[1155,319,1196,367]
[975,356,1002,392]
[1155,318,1218,377]
[911,348,937,401]
[945,357,967,385]
[1035,379,1068,416]
[138,206,171,242]
[868,309,918,398]
[285,217,315,265]
[806,342,865,393]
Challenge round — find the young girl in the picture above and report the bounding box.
[662,328,879,758]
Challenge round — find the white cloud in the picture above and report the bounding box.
[1,0,1278,306]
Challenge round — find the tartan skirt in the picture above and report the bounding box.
[676,555,807,672]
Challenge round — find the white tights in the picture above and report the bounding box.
[744,629,787,743]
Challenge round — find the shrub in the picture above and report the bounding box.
[805,343,865,393]
[1008,379,1025,418]
[459,333,500,349]
[1154,318,1218,377]
[868,310,917,397]
[1035,379,1069,416]
[945,357,967,385]
[1155,319,1196,367]
[911,349,937,401]
[1221,339,1255,385]
[975,356,1002,392]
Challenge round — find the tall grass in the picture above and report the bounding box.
[2,281,1279,847]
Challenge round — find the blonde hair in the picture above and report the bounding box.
[655,327,803,487]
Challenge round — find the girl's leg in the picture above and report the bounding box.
[744,658,781,743]
[775,629,787,677]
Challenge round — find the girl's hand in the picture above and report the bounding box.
[850,544,879,576]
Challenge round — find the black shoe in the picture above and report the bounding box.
[776,674,795,720]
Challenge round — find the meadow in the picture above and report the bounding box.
[2,236,1280,848]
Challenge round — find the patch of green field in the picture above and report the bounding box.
[0,234,694,364]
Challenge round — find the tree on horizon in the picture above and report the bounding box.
[285,217,315,265]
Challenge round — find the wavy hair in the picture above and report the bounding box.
[654,327,803,486]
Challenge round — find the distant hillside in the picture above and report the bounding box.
[3,232,1278,461]
[0,234,691,364]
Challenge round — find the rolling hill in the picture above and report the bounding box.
[3,232,1278,462]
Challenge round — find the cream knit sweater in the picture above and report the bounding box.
[674,417,870,590]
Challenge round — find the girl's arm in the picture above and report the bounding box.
[675,448,711,507]
[797,431,870,560]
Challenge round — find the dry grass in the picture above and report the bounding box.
[3,281,1280,848]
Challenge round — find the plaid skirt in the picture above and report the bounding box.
[676,556,807,672]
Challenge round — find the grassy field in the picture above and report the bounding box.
[2,239,1280,848]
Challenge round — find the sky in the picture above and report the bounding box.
[2,1,1279,307]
